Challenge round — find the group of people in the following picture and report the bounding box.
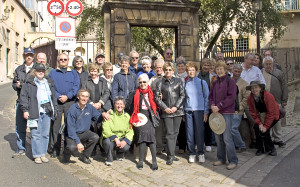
[12,47,287,171]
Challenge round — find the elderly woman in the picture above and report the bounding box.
[101,63,114,92]
[209,60,238,170]
[102,97,134,166]
[20,63,57,164]
[247,81,279,156]
[184,62,210,163]
[175,56,187,82]
[137,56,155,79]
[155,62,185,165]
[72,56,89,84]
[126,73,159,170]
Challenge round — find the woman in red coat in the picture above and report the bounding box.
[247,81,279,156]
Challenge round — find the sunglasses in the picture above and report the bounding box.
[59,58,68,62]
[166,53,173,55]
[139,81,147,84]
[131,57,139,60]
[227,63,234,65]
[105,69,113,71]
[165,69,173,72]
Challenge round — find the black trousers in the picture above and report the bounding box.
[254,119,278,152]
[64,130,99,158]
[164,116,182,157]
[177,119,187,150]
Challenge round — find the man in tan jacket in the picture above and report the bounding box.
[232,64,250,152]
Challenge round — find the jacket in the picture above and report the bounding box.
[45,63,53,74]
[102,110,134,145]
[129,64,143,74]
[155,76,185,118]
[137,69,155,79]
[197,71,214,90]
[12,62,36,101]
[49,67,80,102]
[76,67,89,85]
[81,76,111,112]
[111,70,138,100]
[248,91,280,130]
[235,77,250,115]
[209,74,237,114]
[19,75,57,120]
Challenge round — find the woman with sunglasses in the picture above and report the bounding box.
[126,73,159,170]
[72,56,89,85]
[101,63,114,92]
[155,62,185,165]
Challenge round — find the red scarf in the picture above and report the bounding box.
[129,85,157,125]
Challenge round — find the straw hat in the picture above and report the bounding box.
[209,113,226,135]
[134,113,148,127]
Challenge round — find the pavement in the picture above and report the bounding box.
[1,81,300,187]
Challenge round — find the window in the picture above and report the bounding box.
[11,6,15,26]
[236,38,249,51]
[0,44,2,60]
[221,39,233,51]
[6,29,10,46]
[15,42,19,61]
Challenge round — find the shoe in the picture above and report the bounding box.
[198,154,205,163]
[213,160,225,166]
[34,158,42,164]
[117,153,124,161]
[137,161,143,170]
[256,150,264,156]
[269,149,277,156]
[188,155,196,163]
[156,150,163,155]
[226,163,237,170]
[50,150,57,158]
[12,150,25,158]
[274,141,286,148]
[236,147,247,153]
[41,156,49,163]
[166,157,173,165]
[173,157,179,161]
[178,149,185,154]
[152,162,158,170]
[79,155,91,164]
[105,161,112,166]
[205,146,212,152]
[61,154,71,163]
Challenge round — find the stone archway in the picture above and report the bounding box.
[103,0,200,64]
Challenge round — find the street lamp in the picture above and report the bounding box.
[252,0,262,54]
[0,6,10,22]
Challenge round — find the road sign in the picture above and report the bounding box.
[66,0,83,17]
[55,37,77,50]
[55,17,76,37]
[47,0,64,16]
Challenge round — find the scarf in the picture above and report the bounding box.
[129,85,157,125]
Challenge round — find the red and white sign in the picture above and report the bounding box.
[55,17,76,38]
[66,0,83,17]
[47,0,64,16]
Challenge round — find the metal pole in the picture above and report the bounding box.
[256,2,261,54]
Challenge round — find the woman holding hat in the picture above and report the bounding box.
[20,63,57,164]
[209,60,238,170]
[247,81,279,156]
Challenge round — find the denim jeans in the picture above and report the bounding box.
[185,111,205,155]
[30,113,51,158]
[215,114,238,164]
[15,102,27,151]
[232,114,246,148]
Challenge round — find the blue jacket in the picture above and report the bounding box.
[137,69,155,79]
[67,103,101,144]
[129,64,143,74]
[184,77,210,114]
[111,70,138,101]
[49,67,80,101]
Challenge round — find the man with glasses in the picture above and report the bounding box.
[163,47,177,74]
[226,59,234,76]
[36,52,53,74]
[48,53,80,158]
[129,50,142,74]
[216,52,225,61]
[12,47,36,158]
[263,50,282,71]
[95,52,105,74]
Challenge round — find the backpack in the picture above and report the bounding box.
[213,76,239,111]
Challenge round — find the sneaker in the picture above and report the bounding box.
[34,157,42,164]
[41,156,49,163]
[205,146,212,152]
[105,161,112,166]
[12,150,25,158]
[213,160,225,166]
[188,155,196,163]
[198,154,205,163]
[236,147,247,153]
[226,163,237,170]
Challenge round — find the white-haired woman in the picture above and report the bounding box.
[137,56,155,79]
[126,73,159,170]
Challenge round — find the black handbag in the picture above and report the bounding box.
[142,96,160,128]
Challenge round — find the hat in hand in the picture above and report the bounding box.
[209,112,226,135]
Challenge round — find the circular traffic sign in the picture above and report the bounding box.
[60,22,72,33]
[66,0,83,17]
[47,0,64,16]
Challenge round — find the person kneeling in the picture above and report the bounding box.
[101,97,134,166]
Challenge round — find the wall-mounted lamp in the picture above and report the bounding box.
[1,6,10,22]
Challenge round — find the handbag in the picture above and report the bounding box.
[141,95,160,128]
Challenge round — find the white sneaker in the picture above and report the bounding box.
[188,155,196,163]
[105,161,112,166]
[205,146,212,152]
[199,154,205,163]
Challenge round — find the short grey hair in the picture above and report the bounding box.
[37,52,47,60]
[244,53,255,60]
[120,55,131,63]
[138,73,149,82]
[140,56,151,65]
[232,64,243,70]
[176,56,186,65]
[154,59,164,67]
[263,56,274,64]
[114,96,126,106]
[129,50,139,57]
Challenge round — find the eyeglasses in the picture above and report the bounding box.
[59,58,68,62]
[139,81,147,84]
[105,69,113,71]
[131,57,139,60]
[227,63,234,65]
[166,53,173,56]
[165,69,173,72]
[76,61,83,63]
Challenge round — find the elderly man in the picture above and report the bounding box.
[232,64,250,152]
[12,47,35,158]
[264,50,282,71]
[113,52,124,75]
[262,56,288,148]
[95,52,105,74]
[216,52,225,61]
[129,50,142,74]
[163,47,177,74]
[226,59,234,76]
[48,53,80,158]
[36,52,53,74]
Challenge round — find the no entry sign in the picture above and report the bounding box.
[47,0,64,16]
[55,17,76,38]
[66,0,83,17]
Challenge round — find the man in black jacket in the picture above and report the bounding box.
[12,47,35,158]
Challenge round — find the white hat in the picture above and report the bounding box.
[209,113,226,135]
[134,113,148,127]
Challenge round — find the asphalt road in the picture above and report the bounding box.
[259,144,300,187]
[0,82,90,187]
